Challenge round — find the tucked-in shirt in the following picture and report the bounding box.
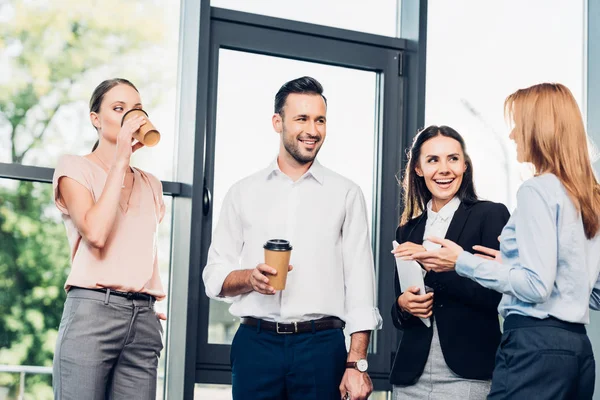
[53,154,166,300]
[423,197,461,251]
[202,159,383,334]
[456,174,600,324]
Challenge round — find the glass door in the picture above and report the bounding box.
[194,12,408,386]
[207,49,379,346]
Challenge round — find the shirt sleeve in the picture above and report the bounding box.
[342,185,383,334]
[455,184,558,304]
[52,155,93,215]
[202,185,244,302]
[142,171,166,223]
[424,203,508,312]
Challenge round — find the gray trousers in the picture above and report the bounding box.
[393,319,491,400]
[52,288,164,400]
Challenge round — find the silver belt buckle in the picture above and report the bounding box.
[276,321,297,334]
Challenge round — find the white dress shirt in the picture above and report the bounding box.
[202,159,383,334]
[423,197,461,250]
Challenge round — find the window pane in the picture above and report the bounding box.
[194,384,232,399]
[0,179,173,399]
[371,392,392,400]
[425,0,585,209]
[194,384,390,399]
[156,196,173,400]
[0,0,181,181]
[0,180,68,399]
[207,50,378,345]
[211,0,399,37]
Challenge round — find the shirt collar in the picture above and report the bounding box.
[426,196,461,222]
[265,158,324,185]
[265,159,280,179]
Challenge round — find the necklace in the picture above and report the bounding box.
[92,152,126,189]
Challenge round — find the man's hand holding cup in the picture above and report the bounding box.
[248,263,293,295]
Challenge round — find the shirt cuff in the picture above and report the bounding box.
[203,264,237,303]
[345,307,383,335]
[455,251,480,279]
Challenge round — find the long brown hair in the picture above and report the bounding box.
[89,78,139,151]
[400,125,478,225]
[505,83,600,239]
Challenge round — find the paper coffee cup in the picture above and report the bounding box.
[263,239,293,290]
[121,109,161,147]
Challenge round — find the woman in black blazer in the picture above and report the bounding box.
[390,125,510,399]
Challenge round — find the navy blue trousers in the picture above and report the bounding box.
[488,315,595,400]
[230,322,347,400]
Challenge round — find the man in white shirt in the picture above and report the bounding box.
[202,76,382,400]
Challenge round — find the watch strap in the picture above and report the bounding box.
[346,359,368,372]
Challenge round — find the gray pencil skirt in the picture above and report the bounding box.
[52,287,164,400]
[393,320,491,400]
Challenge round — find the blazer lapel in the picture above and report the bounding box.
[407,213,428,244]
[445,203,471,242]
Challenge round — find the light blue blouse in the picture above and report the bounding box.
[456,174,600,324]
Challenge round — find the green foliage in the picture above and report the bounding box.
[0,182,70,398]
[0,0,168,398]
[0,0,166,164]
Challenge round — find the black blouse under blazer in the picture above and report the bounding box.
[389,200,510,385]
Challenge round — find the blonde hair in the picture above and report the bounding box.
[505,83,600,239]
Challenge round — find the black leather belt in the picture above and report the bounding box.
[71,286,155,302]
[240,316,345,334]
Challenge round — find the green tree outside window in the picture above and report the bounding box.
[0,1,173,398]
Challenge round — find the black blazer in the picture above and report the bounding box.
[389,200,510,385]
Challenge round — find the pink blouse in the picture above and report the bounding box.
[53,155,166,300]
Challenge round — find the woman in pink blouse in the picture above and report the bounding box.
[52,78,166,400]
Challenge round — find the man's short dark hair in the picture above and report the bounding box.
[274,76,327,117]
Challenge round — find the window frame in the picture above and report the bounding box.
[0,0,429,397]
[187,4,427,392]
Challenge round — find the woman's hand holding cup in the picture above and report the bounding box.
[115,115,146,166]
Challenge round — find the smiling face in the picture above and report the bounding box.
[415,135,467,211]
[90,84,142,144]
[272,93,327,165]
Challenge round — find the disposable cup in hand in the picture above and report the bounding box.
[263,239,293,290]
[121,109,161,147]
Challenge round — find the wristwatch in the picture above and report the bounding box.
[346,358,368,372]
